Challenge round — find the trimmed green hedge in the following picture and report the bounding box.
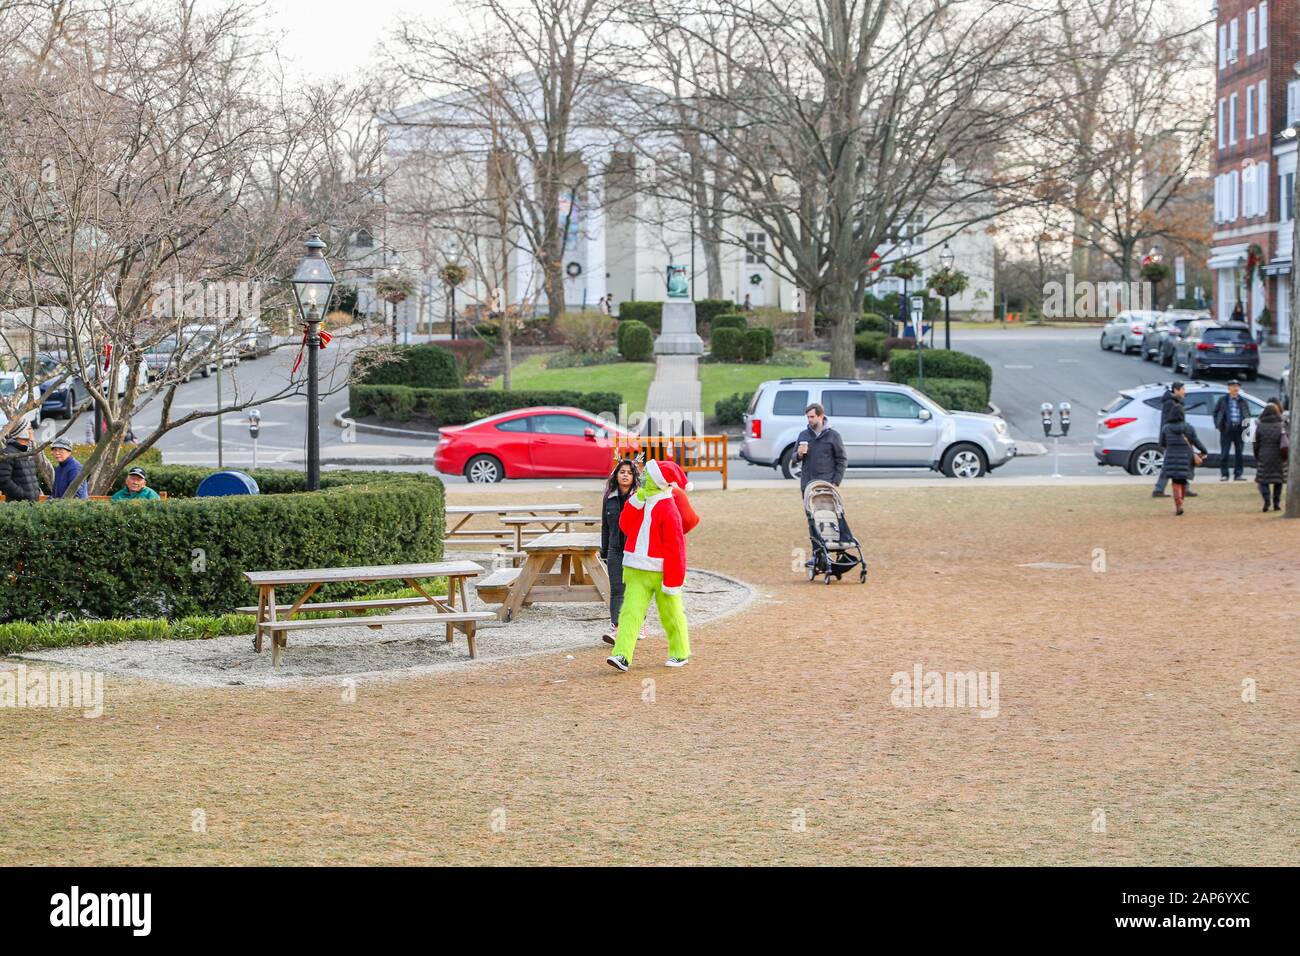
[889,349,992,389]
[354,343,462,389]
[695,299,735,327]
[755,326,775,357]
[0,471,444,623]
[856,313,890,334]
[741,328,767,362]
[907,377,989,412]
[711,327,743,361]
[616,301,663,332]
[855,331,887,360]
[349,385,625,425]
[711,313,748,333]
[714,392,751,426]
[618,320,654,360]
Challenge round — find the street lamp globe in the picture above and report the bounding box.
[939,242,955,271]
[291,231,336,319]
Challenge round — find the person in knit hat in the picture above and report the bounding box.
[606,458,697,671]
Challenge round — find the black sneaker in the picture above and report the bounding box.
[1234,476,1247,481]
[1151,491,1169,498]
[606,655,629,672]
[1186,490,1199,497]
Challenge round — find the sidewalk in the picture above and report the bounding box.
[1259,345,1289,382]
[644,354,702,424]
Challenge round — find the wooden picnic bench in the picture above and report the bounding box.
[476,532,610,622]
[443,503,583,549]
[240,561,492,666]
[495,514,600,565]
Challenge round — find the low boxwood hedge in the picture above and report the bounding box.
[710,313,748,333]
[349,385,625,425]
[741,328,767,362]
[855,331,887,360]
[889,349,992,389]
[714,392,751,426]
[0,470,444,623]
[354,343,462,389]
[616,301,663,331]
[906,376,989,412]
[618,320,654,360]
[711,327,743,361]
[695,299,735,328]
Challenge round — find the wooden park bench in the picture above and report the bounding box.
[612,434,729,488]
[240,561,493,666]
[476,532,611,623]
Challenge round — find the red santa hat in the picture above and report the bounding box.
[646,459,692,492]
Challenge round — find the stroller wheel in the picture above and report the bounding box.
[807,568,816,581]
[824,573,832,585]
[859,568,867,583]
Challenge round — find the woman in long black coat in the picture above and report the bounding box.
[1160,404,1207,516]
[599,458,640,644]
[1253,402,1287,512]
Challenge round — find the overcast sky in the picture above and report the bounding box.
[262,0,437,81]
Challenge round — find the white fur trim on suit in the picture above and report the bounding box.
[661,585,683,595]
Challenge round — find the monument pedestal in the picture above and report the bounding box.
[653,300,704,355]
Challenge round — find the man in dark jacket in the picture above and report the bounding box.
[795,402,847,491]
[1213,380,1251,481]
[49,438,88,499]
[1153,383,1197,498]
[0,424,42,501]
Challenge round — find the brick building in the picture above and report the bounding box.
[1210,0,1295,344]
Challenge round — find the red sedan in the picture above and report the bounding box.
[434,406,634,482]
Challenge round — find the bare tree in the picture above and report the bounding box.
[639,0,1047,377]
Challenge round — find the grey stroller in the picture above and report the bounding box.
[802,480,867,584]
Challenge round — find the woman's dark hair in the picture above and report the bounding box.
[606,458,640,497]
[1166,403,1186,424]
[1262,401,1283,419]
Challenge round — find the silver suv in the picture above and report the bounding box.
[1099,310,1162,354]
[1093,381,1269,475]
[740,378,1017,479]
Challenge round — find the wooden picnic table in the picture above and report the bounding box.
[444,503,584,548]
[497,515,600,562]
[241,561,492,666]
[474,532,610,623]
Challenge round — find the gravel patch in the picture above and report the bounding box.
[16,566,754,689]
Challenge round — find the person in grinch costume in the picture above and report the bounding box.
[606,458,699,671]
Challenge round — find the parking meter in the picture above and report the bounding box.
[1059,402,1071,436]
[1040,402,1054,437]
[248,408,261,439]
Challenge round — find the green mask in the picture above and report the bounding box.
[637,471,662,502]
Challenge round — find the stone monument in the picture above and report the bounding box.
[654,263,704,355]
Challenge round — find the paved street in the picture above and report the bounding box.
[72,324,1288,484]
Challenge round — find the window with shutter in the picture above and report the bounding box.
[1244,167,1255,218]
[1219,25,1228,68]
[1259,81,1268,137]
[1230,18,1239,60]
[1219,99,1227,147]
[1247,88,1255,138]
[1230,94,1238,144]
[1248,9,1257,56]
[1258,161,1269,217]
[1261,2,1269,49]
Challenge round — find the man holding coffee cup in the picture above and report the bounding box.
[794,402,846,492]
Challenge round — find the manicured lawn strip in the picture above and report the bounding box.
[493,355,654,414]
[699,360,830,417]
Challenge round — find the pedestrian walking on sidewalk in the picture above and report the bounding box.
[600,458,640,645]
[1253,401,1287,512]
[1214,380,1250,482]
[1160,405,1207,516]
[794,403,846,492]
[1153,382,1197,498]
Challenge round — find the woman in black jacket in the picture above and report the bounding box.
[600,458,640,644]
[0,426,42,502]
[1253,401,1287,512]
[1160,405,1207,516]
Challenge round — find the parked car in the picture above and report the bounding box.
[1170,320,1259,379]
[19,353,83,420]
[1099,310,1162,354]
[234,319,273,359]
[434,406,635,482]
[143,337,198,383]
[1093,381,1269,476]
[740,378,1016,479]
[1141,311,1203,362]
[1151,314,1201,366]
[180,324,240,376]
[0,369,41,428]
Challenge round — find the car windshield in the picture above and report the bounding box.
[151,338,178,352]
[1203,327,1251,343]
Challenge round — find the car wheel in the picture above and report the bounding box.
[464,454,504,483]
[1161,349,1173,367]
[941,443,987,478]
[1129,444,1164,477]
[1186,359,1198,378]
[1100,334,1109,351]
[201,366,210,378]
[779,444,803,481]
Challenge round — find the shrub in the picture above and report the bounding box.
[714,392,751,426]
[619,320,654,361]
[710,313,748,334]
[349,386,624,425]
[557,312,618,352]
[695,299,735,329]
[770,347,811,367]
[741,328,767,362]
[856,313,890,334]
[544,350,622,369]
[711,326,743,361]
[906,377,988,412]
[354,343,461,389]
[616,301,663,332]
[0,471,444,622]
[855,331,887,361]
[756,326,776,358]
[888,348,992,388]
[438,339,491,375]
[881,336,917,361]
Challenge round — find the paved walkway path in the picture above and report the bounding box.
[644,354,702,425]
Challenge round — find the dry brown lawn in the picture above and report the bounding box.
[2,482,1297,865]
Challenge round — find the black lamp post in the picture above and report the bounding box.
[291,231,336,491]
[939,242,955,349]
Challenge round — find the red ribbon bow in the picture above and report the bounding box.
[291,326,332,374]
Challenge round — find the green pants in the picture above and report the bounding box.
[612,566,690,664]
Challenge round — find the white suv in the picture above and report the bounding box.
[740,378,1017,479]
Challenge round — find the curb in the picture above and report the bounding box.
[334,411,437,441]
